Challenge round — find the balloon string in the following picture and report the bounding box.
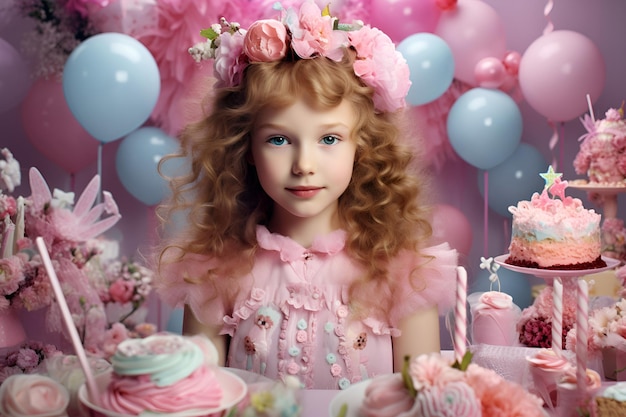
[97,142,103,205]
[484,171,489,258]
[548,120,559,169]
[543,0,555,35]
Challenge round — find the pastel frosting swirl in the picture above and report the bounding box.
[601,382,626,401]
[110,334,208,387]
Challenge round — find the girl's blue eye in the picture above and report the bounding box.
[321,135,339,145]
[268,136,287,146]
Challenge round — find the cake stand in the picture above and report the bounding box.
[493,254,620,283]
[568,179,626,220]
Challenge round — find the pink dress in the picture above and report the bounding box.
[157,226,457,390]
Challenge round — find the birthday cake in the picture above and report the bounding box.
[355,353,545,417]
[506,167,605,270]
[98,334,226,415]
[574,107,626,184]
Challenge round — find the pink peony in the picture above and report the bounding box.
[0,374,69,417]
[286,1,347,61]
[108,278,135,304]
[214,30,248,88]
[348,26,410,113]
[0,255,26,297]
[244,19,288,62]
[409,352,463,390]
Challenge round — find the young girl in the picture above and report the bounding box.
[155,1,458,390]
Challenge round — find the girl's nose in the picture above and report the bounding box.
[292,145,315,175]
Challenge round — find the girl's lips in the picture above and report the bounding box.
[287,187,322,198]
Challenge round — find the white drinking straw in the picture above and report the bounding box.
[35,237,100,405]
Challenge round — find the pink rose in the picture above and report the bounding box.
[244,19,288,62]
[108,278,134,303]
[0,374,69,417]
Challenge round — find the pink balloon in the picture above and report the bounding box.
[518,30,605,122]
[0,37,31,113]
[430,204,473,256]
[21,78,99,174]
[503,51,521,75]
[474,57,506,89]
[435,0,506,86]
[369,0,442,43]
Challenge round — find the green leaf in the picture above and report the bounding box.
[451,351,473,371]
[401,355,417,398]
[200,27,219,40]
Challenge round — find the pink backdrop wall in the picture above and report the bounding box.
[1,0,624,335]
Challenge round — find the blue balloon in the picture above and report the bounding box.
[115,127,183,206]
[470,267,533,310]
[447,88,523,170]
[477,143,548,217]
[63,33,160,143]
[397,33,454,106]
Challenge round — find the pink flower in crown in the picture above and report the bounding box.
[285,1,347,61]
[244,19,288,62]
[349,26,410,113]
[214,29,248,88]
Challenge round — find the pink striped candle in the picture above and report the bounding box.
[576,279,589,393]
[552,278,563,357]
[454,266,468,363]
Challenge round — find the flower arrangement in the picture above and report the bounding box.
[0,340,62,383]
[0,148,155,358]
[16,0,103,79]
[517,280,578,348]
[354,352,544,417]
[188,0,410,113]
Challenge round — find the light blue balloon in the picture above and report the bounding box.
[470,268,533,310]
[447,88,523,170]
[477,143,547,217]
[63,33,160,143]
[397,33,454,106]
[115,127,183,206]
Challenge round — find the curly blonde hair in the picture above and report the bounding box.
[157,51,433,318]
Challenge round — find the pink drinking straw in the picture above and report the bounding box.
[551,277,563,357]
[35,237,100,405]
[576,279,589,393]
[454,266,468,363]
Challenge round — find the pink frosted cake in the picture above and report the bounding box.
[469,291,520,346]
[99,334,225,415]
[574,107,626,184]
[506,172,605,270]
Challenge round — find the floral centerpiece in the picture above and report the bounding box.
[353,352,545,417]
[517,279,578,348]
[0,147,156,359]
[566,293,626,381]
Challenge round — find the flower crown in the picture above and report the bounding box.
[188,1,411,113]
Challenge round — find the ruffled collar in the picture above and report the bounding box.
[256,225,346,262]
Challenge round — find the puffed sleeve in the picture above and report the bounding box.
[154,247,227,328]
[388,242,458,326]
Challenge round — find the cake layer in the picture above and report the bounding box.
[507,237,605,269]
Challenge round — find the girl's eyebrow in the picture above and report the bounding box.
[256,122,351,131]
